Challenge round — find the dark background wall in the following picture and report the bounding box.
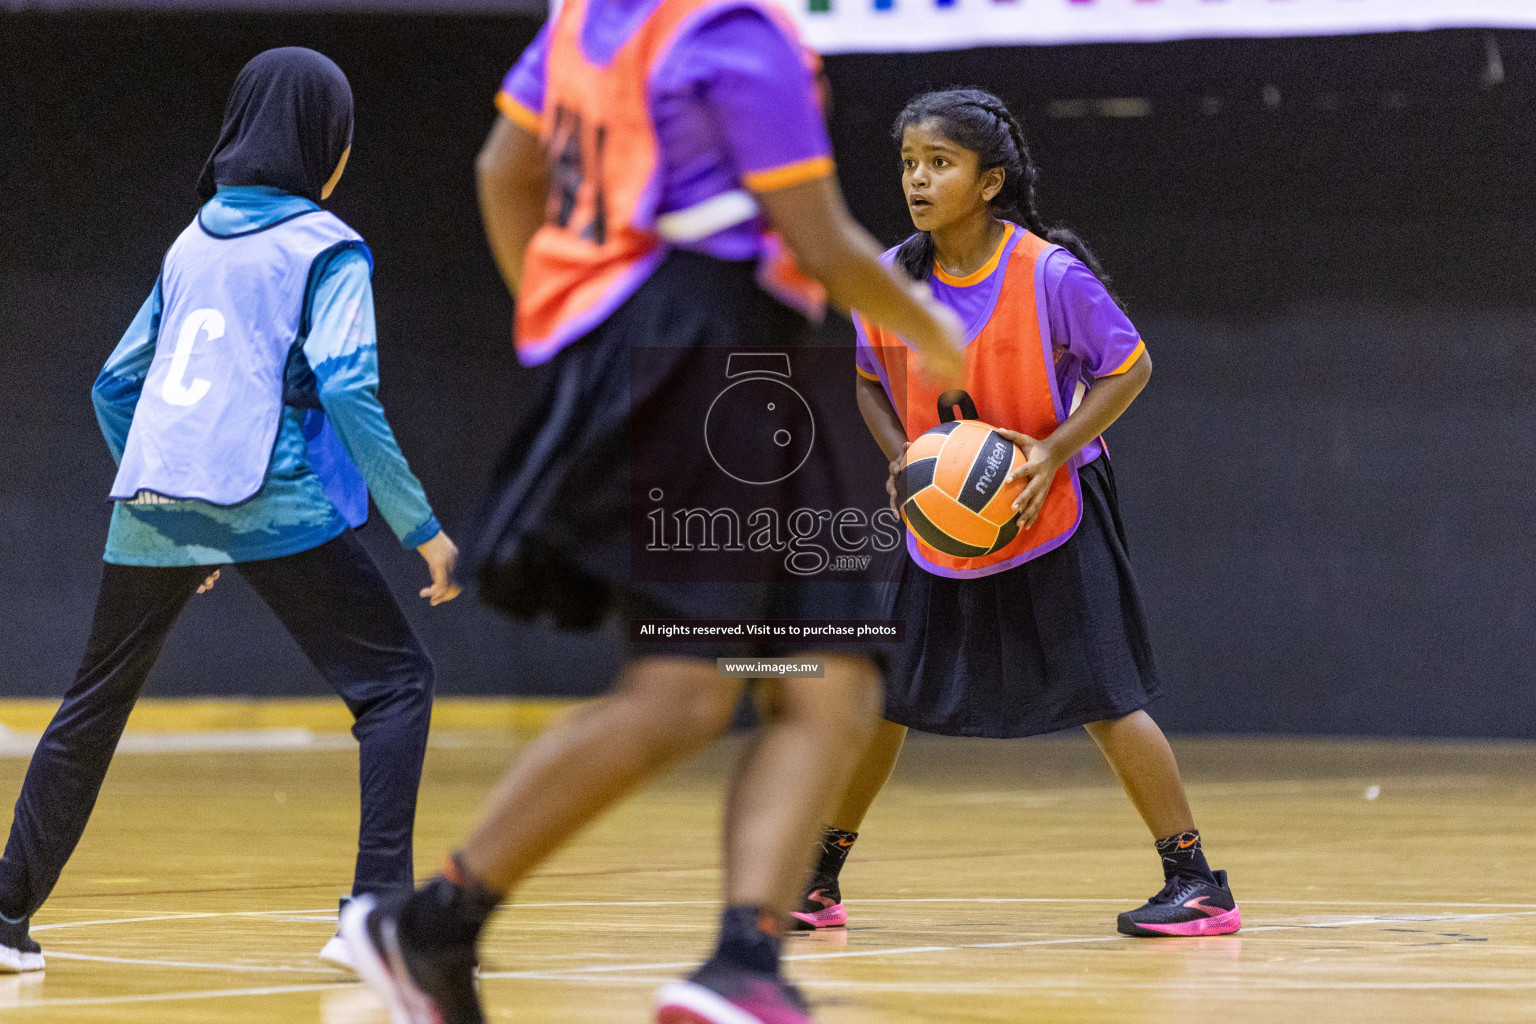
[3,17,1534,736]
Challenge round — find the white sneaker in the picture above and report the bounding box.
[320,897,356,973]
[0,917,43,975]
[319,933,354,972]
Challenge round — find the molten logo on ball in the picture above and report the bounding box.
[974,437,1008,499]
[895,420,1026,558]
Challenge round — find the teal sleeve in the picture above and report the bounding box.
[303,248,440,548]
[92,285,161,464]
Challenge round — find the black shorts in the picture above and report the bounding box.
[476,250,891,667]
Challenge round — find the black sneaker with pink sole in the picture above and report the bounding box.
[1117,869,1242,937]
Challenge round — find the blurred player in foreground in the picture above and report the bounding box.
[340,1,963,1021]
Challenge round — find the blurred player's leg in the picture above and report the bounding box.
[344,654,881,1024]
[657,654,881,1024]
[343,658,742,1023]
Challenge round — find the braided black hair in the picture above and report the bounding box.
[892,88,1113,299]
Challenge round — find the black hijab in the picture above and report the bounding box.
[197,47,353,204]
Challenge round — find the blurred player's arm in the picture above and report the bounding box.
[91,284,161,463]
[691,11,959,383]
[756,177,963,387]
[477,116,548,297]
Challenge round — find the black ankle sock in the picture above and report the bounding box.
[714,905,783,975]
[811,827,858,887]
[1155,830,1216,883]
[399,854,503,948]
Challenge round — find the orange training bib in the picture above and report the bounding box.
[858,229,1083,578]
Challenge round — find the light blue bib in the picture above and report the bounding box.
[112,209,367,508]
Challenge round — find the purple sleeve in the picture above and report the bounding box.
[497,21,551,121]
[853,316,881,379]
[1045,251,1144,378]
[668,9,833,187]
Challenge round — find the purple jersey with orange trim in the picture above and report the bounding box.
[855,235,1143,465]
[499,3,833,261]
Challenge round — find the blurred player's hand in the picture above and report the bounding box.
[196,569,221,595]
[417,531,462,606]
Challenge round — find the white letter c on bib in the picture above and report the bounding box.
[162,308,222,407]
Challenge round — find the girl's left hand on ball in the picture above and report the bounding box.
[995,428,1064,531]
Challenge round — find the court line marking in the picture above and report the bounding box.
[42,951,336,973]
[1,982,351,1010]
[33,908,337,932]
[478,909,1536,981]
[10,908,1536,1008]
[507,898,1536,910]
[48,881,351,901]
[22,905,1536,976]
[28,908,348,975]
[800,981,1536,993]
[484,973,1536,993]
[32,913,221,932]
[30,898,1536,936]
[32,906,1536,977]
[20,962,1536,1012]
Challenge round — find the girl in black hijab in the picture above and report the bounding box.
[198,46,355,203]
[0,47,460,977]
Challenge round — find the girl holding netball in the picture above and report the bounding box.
[341,4,963,1023]
[792,88,1240,940]
[0,48,459,974]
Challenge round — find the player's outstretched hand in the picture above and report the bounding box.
[996,428,1065,531]
[196,569,221,595]
[417,531,463,606]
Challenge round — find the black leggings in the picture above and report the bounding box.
[0,530,434,920]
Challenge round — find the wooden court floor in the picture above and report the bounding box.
[0,723,1533,1023]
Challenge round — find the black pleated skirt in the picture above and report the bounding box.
[881,455,1162,738]
[474,250,890,663]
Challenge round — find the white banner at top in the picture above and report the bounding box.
[773,0,1536,55]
